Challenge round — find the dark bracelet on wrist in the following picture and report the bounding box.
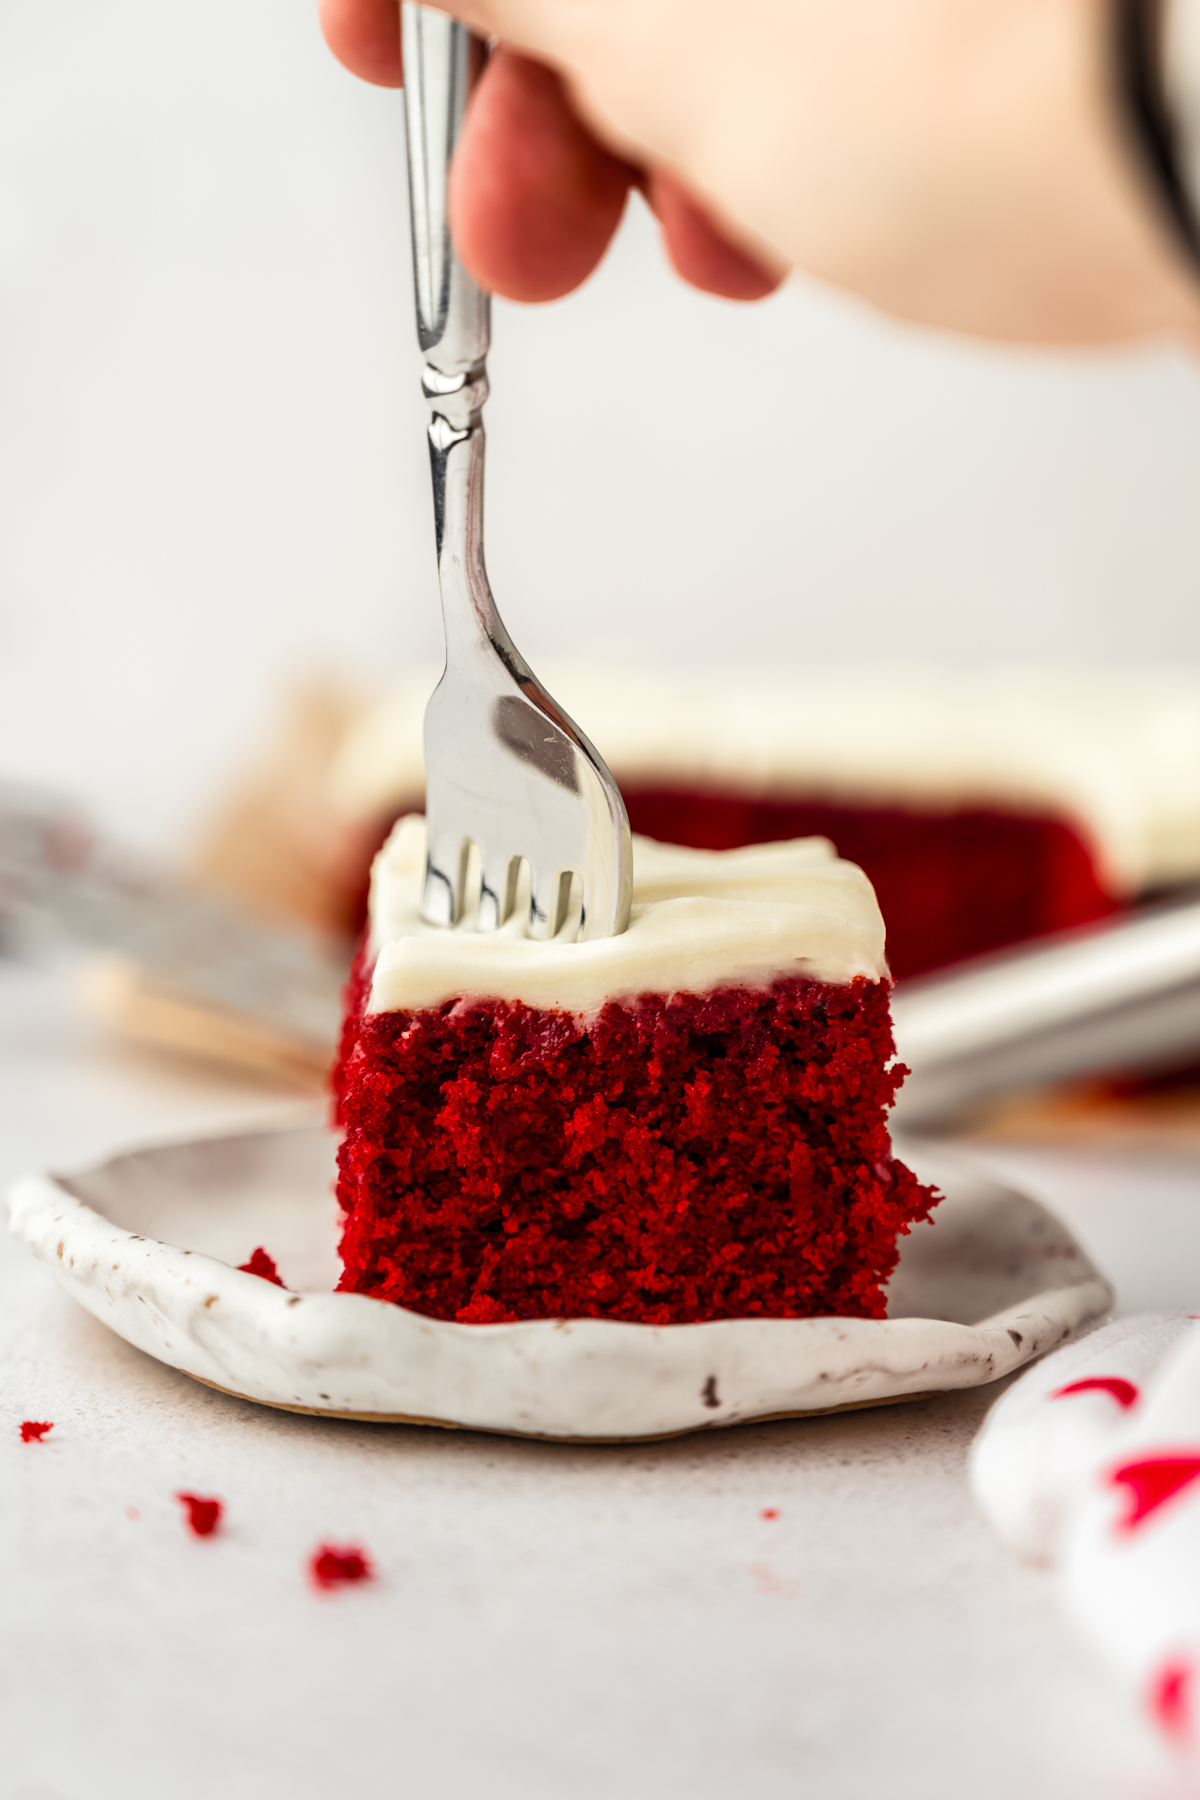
[1113,0,1200,269]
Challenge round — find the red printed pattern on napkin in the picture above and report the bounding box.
[1052,1377,1140,1410]
[1149,1659,1194,1743]
[1110,1456,1200,1534]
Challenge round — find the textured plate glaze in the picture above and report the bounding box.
[6,1122,1112,1441]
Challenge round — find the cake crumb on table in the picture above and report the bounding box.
[309,1544,373,1589]
[19,1420,53,1443]
[176,1493,223,1537]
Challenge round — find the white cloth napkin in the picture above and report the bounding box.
[971,1314,1200,1752]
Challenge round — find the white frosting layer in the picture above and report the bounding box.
[366,817,887,1015]
[330,665,1200,896]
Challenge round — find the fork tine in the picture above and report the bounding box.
[458,840,483,927]
[476,856,501,933]
[422,825,467,928]
[547,868,570,940]
[478,846,526,934]
[522,861,582,941]
[524,859,550,939]
[555,869,584,940]
[500,854,526,928]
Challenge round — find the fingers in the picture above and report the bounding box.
[319,0,402,87]
[316,3,785,306]
[450,49,635,302]
[316,0,577,94]
[648,170,787,301]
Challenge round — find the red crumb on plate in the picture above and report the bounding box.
[238,1247,284,1286]
[176,1492,223,1537]
[20,1421,53,1443]
[310,1544,373,1589]
[761,1508,779,1520]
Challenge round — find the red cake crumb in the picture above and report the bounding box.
[19,1420,53,1443]
[238,1247,284,1286]
[310,1544,373,1589]
[176,1492,223,1537]
[761,1508,779,1520]
[334,950,938,1326]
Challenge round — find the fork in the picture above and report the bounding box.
[401,6,632,942]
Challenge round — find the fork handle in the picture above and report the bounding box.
[403,4,508,657]
[402,7,489,379]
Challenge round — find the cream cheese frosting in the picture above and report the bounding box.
[366,816,887,1015]
[330,665,1200,897]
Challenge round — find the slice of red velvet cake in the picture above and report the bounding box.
[333,819,938,1326]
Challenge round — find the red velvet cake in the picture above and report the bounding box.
[328,666,1200,981]
[616,791,1112,980]
[334,820,938,1326]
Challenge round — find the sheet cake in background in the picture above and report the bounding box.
[179,665,1200,1133]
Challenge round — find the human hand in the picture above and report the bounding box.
[320,0,1200,343]
[319,0,784,304]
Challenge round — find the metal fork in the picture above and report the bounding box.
[401,6,632,941]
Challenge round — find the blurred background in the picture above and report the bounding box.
[7,0,1200,862]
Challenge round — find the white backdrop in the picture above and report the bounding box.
[5,0,1200,853]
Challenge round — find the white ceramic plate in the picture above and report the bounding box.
[7,1121,1112,1441]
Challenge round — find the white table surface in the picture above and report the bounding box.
[3,956,1199,1800]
